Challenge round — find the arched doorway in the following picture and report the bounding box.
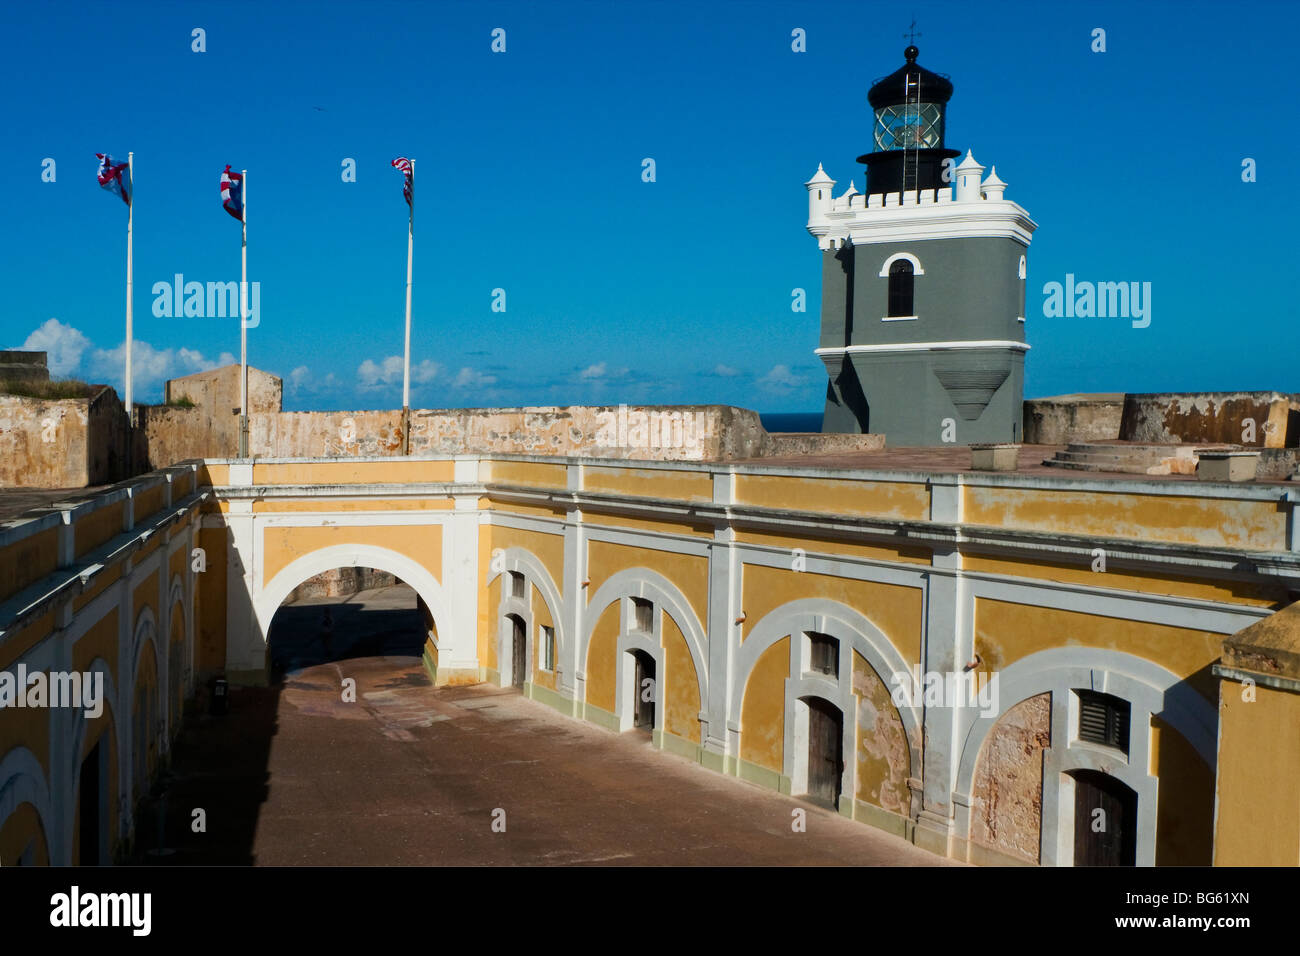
[1070,769,1137,866]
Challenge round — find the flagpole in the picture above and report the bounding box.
[239,169,249,458]
[125,151,134,425]
[401,160,414,455]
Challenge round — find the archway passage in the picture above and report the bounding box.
[1071,770,1137,866]
[804,696,843,808]
[266,567,426,680]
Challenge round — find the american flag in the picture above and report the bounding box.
[392,157,413,207]
[220,165,244,222]
[95,153,131,206]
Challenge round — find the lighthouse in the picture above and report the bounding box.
[807,45,1037,446]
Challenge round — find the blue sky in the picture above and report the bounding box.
[4,0,1296,412]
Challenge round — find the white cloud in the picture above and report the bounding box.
[18,319,91,376]
[757,364,807,390]
[89,339,227,395]
[357,355,440,389]
[451,367,497,389]
[577,362,629,383]
[287,365,341,397]
[713,363,740,377]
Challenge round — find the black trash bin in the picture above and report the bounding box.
[209,676,228,716]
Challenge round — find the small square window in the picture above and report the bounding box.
[808,632,838,678]
[1076,690,1130,754]
[540,625,555,672]
[508,571,525,599]
[632,598,653,633]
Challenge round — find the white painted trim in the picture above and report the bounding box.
[816,340,1029,356]
[0,747,53,865]
[254,544,451,661]
[877,251,925,277]
[952,646,1215,867]
[580,568,709,718]
[881,315,919,322]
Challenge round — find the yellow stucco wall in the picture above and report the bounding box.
[1149,715,1214,865]
[491,526,566,597]
[739,637,789,773]
[0,612,54,672]
[975,599,1223,703]
[586,540,708,636]
[964,487,1287,551]
[195,526,228,676]
[964,553,1286,608]
[0,527,58,603]
[735,475,929,520]
[531,584,557,692]
[74,501,123,558]
[252,460,455,486]
[582,466,713,502]
[740,563,924,669]
[73,610,120,687]
[261,524,443,588]
[661,614,701,744]
[1214,680,1300,865]
[734,528,931,565]
[485,460,569,489]
[584,602,620,713]
[853,650,911,813]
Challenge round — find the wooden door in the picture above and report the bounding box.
[633,651,656,731]
[1073,770,1136,866]
[510,616,525,689]
[806,697,843,807]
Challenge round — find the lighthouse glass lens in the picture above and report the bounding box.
[874,103,942,151]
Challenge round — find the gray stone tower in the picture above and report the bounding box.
[806,46,1037,446]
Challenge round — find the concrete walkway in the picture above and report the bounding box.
[145,585,950,866]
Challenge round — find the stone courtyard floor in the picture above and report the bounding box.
[138,585,949,866]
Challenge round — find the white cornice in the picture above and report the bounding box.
[816,340,1029,355]
[813,198,1037,249]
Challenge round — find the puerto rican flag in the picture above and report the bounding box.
[220,165,244,222]
[95,153,131,206]
[392,157,412,207]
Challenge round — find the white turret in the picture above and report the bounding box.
[954,150,985,202]
[806,163,835,232]
[835,180,859,210]
[980,166,1006,200]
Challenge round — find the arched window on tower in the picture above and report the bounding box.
[888,259,915,318]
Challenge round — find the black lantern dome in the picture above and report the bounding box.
[857,46,961,197]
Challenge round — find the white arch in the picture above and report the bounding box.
[131,606,161,689]
[254,543,451,649]
[953,646,1216,866]
[878,251,925,277]
[67,657,119,864]
[731,598,921,745]
[581,568,709,711]
[486,547,568,662]
[0,747,53,865]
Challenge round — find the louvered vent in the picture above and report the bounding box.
[1077,690,1130,754]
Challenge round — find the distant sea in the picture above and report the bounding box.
[759,412,823,433]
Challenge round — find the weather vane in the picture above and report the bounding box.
[904,17,921,45]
